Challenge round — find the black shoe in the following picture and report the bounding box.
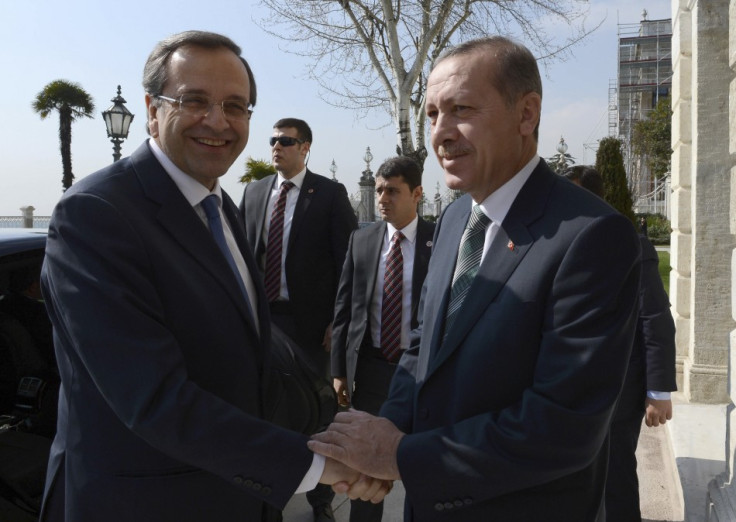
[312,503,335,522]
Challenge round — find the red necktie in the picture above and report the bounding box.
[381,231,404,362]
[264,181,294,302]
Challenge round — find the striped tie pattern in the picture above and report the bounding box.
[444,205,491,337]
[264,181,294,302]
[380,231,404,362]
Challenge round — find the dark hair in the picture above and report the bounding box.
[435,36,542,139]
[143,31,257,134]
[273,118,313,144]
[563,165,604,198]
[375,156,422,191]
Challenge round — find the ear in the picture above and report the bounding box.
[518,92,541,138]
[145,94,159,138]
[412,185,423,205]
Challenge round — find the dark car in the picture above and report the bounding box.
[0,228,54,522]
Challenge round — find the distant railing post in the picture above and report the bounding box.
[20,206,35,228]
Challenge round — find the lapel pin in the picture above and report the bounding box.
[426,241,433,247]
[507,240,515,252]
[308,188,315,193]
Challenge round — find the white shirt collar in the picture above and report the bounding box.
[277,168,307,190]
[148,138,222,206]
[386,215,418,244]
[476,155,540,224]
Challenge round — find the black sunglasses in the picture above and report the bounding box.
[269,136,305,147]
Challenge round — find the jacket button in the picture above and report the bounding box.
[454,499,464,507]
[244,479,254,488]
[434,502,445,511]
[464,497,473,505]
[262,486,272,496]
[233,475,244,485]
[444,502,454,510]
[252,483,262,491]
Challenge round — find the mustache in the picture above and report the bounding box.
[437,144,470,159]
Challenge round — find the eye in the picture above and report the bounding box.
[179,94,209,111]
[222,100,249,118]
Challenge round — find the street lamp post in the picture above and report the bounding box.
[330,159,337,180]
[102,85,134,162]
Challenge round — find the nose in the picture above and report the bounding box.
[201,103,230,131]
[431,111,456,146]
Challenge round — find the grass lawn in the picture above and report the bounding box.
[658,250,670,295]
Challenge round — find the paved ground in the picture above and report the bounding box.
[283,418,684,521]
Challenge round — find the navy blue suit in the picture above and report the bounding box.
[381,161,641,521]
[40,142,313,522]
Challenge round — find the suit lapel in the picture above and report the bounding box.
[411,219,433,326]
[427,162,553,375]
[132,143,261,340]
[288,170,316,253]
[247,175,275,259]
[364,222,386,305]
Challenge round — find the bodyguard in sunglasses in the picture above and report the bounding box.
[240,118,357,522]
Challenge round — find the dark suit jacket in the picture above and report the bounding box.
[39,142,313,522]
[331,218,435,395]
[240,170,357,350]
[380,161,641,521]
[614,235,677,422]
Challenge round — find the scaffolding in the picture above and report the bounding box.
[614,12,672,217]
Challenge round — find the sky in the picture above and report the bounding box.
[0,0,671,217]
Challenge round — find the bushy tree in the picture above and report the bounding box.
[633,96,672,180]
[595,137,636,224]
[32,80,95,191]
[240,157,277,183]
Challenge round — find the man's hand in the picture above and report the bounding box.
[308,410,404,481]
[322,323,333,352]
[319,457,393,503]
[645,398,673,427]
[334,377,350,407]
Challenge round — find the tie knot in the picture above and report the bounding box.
[468,205,490,231]
[280,181,295,193]
[392,230,405,244]
[200,194,220,220]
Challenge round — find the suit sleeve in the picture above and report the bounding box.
[395,213,641,513]
[331,231,357,378]
[42,192,313,508]
[638,237,677,392]
[330,183,358,287]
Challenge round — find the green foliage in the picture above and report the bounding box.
[595,137,636,224]
[641,213,671,245]
[32,79,95,191]
[240,157,277,183]
[633,96,672,179]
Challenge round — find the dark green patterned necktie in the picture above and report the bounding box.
[444,205,491,337]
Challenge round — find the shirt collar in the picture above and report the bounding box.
[277,168,307,190]
[386,215,418,244]
[476,155,539,224]
[148,138,222,206]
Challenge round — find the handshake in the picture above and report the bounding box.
[311,409,405,504]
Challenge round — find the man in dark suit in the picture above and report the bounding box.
[310,36,641,521]
[240,118,357,521]
[331,156,434,521]
[38,31,381,522]
[564,165,677,522]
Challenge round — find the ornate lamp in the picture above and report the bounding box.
[102,85,134,162]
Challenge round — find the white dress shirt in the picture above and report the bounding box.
[370,216,418,350]
[262,169,306,301]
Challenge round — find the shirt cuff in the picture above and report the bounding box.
[295,453,325,494]
[646,390,671,400]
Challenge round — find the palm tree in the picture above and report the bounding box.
[32,80,95,191]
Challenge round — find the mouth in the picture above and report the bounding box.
[195,137,228,147]
[437,144,469,161]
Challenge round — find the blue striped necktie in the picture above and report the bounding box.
[444,205,491,337]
